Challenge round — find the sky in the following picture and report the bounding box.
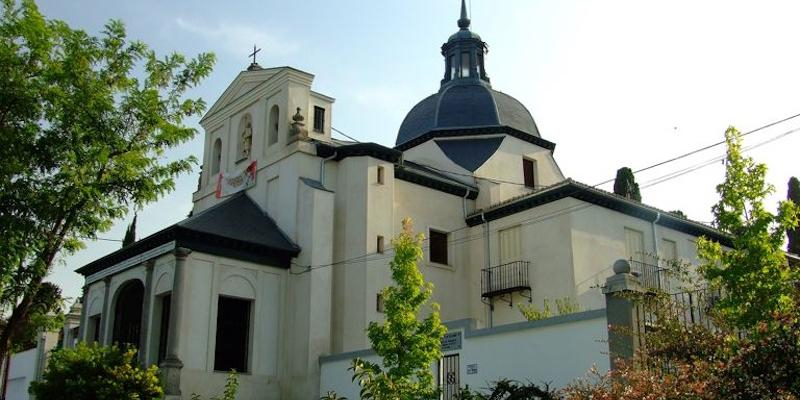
[35,0,800,303]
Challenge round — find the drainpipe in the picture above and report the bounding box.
[481,212,492,328]
[651,212,661,290]
[319,152,337,186]
[462,189,470,219]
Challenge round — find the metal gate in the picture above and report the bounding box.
[439,353,460,400]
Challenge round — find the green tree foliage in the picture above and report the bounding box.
[122,213,137,247]
[789,176,800,255]
[0,0,214,361]
[697,127,800,330]
[29,342,163,400]
[519,298,580,322]
[350,218,446,400]
[7,282,63,352]
[613,167,641,202]
[669,209,688,219]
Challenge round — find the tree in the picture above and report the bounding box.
[613,167,641,202]
[350,218,446,400]
[697,127,800,330]
[6,282,63,352]
[29,343,163,400]
[789,176,800,255]
[0,0,214,362]
[122,213,137,247]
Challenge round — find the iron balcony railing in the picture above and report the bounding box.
[481,261,531,298]
[629,259,673,292]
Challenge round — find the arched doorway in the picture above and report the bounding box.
[112,280,144,348]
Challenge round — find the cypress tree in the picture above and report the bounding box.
[122,214,137,248]
[613,167,642,202]
[789,176,800,255]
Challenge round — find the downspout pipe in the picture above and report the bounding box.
[651,211,661,289]
[481,212,492,328]
[319,152,337,186]
[462,189,470,219]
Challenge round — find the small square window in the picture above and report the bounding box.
[429,229,448,265]
[313,106,325,133]
[377,235,385,254]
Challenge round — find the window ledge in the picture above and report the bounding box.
[427,261,455,271]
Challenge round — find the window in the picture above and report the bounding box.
[157,294,171,364]
[460,52,470,78]
[214,296,252,372]
[313,106,325,133]
[211,138,222,175]
[377,235,385,254]
[268,105,279,146]
[377,166,385,184]
[88,315,101,343]
[499,226,522,264]
[661,238,678,264]
[430,229,448,265]
[376,293,385,313]
[477,51,485,78]
[625,227,645,264]
[450,54,457,79]
[523,158,536,188]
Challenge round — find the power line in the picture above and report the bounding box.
[294,115,800,274]
[331,127,361,143]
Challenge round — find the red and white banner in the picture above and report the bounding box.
[216,161,257,198]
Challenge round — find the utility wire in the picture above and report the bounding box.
[292,114,800,274]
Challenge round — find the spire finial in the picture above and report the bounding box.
[458,0,470,29]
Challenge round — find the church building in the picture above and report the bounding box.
[75,2,728,399]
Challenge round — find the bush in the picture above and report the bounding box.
[29,342,162,400]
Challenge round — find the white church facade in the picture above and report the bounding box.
[75,2,730,399]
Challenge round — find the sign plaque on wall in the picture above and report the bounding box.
[466,364,478,375]
[441,331,462,352]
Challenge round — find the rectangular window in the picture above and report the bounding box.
[313,106,325,133]
[450,54,457,79]
[376,293,385,313]
[661,238,678,265]
[460,52,470,78]
[88,315,101,343]
[499,226,522,264]
[157,294,171,364]
[214,296,252,372]
[523,158,536,188]
[625,227,645,264]
[430,229,449,265]
[377,235,385,254]
[377,166,385,184]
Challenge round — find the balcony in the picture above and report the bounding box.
[481,261,531,299]
[629,259,673,292]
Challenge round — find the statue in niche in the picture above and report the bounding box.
[239,114,253,159]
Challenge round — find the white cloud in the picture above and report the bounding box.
[175,17,298,57]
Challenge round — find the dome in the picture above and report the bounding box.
[396,83,540,146]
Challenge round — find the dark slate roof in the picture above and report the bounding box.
[76,193,300,276]
[300,177,333,193]
[396,83,540,147]
[435,137,504,172]
[395,161,479,200]
[465,179,733,247]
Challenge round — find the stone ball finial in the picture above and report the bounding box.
[613,259,631,274]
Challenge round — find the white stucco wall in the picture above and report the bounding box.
[319,310,608,399]
[5,348,36,400]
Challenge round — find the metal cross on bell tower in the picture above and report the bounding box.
[247,44,262,71]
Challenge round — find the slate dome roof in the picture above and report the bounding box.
[396,83,540,146]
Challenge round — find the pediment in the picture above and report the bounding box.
[203,68,280,121]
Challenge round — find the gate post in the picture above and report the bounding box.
[603,259,645,370]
